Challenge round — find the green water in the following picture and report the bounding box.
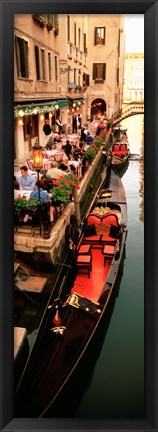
[75,115,144,419]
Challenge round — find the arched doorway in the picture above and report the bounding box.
[91,98,106,121]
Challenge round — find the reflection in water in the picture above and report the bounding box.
[120,114,144,223]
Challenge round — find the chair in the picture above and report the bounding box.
[102,245,115,266]
[76,254,92,278]
[101,213,119,246]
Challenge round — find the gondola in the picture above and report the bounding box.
[111,129,130,171]
[15,166,128,418]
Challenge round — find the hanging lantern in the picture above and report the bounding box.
[55,104,59,110]
[18,109,24,117]
[40,114,44,121]
[18,119,23,126]
[32,138,43,170]
[33,108,38,115]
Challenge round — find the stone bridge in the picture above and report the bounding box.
[113,102,144,126]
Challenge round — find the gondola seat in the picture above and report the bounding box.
[102,245,115,266]
[101,213,119,246]
[78,244,92,255]
[113,144,120,152]
[86,214,101,225]
[120,144,127,154]
[84,234,101,247]
[76,254,92,278]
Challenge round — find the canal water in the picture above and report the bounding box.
[74,115,144,419]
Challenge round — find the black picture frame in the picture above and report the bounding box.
[0,1,157,431]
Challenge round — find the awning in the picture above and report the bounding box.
[68,95,84,107]
[14,100,59,119]
[57,99,69,108]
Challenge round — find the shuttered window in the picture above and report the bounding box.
[15,36,29,78]
[48,53,52,81]
[41,48,45,80]
[54,56,58,82]
[74,23,76,46]
[67,15,70,41]
[94,27,106,45]
[93,63,106,81]
[83,33,86,53]
[34,45,40,80]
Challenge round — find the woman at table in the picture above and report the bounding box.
[18,166,36,190]
[60,157,70,173]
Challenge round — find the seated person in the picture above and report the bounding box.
[69,164,76,175]
[62,140,72,159]
[85,132,94,144]
[46,161,67,181]
[18,165,36,190]
[60,157,70,172]
[30,181,54,223]
[30,180,50,202]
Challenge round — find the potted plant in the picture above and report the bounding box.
[50,174,80,205]
[14,196,41,223]
[93,136,104,148]
[85,143,98,163]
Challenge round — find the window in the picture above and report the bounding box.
[74,68,76,83]
[15,36,29,78]
[74,23,76,46]
[35,45,40,80]
[78,28,81,48]
[94,27,106,45]
[67,15,70,41]
[83,33,86,53]
[48,53,52,81]
[54,56,58,82]
[41,49,45,80]
[117,67,119,85]
[93,63,106,81]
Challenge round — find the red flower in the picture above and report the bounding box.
[57,184,63,189]
[75,185,80,190]
[18,194,21,198]
[52,179,57,185]
[67,190,71,195]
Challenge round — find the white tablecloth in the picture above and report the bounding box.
[14,189,32,200]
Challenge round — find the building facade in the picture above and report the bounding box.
[123,53,144,103]
[86,14,125,120]
[14,14,124,164]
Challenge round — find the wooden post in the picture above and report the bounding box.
[73,189,81,226]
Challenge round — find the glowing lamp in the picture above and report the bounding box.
[32,138,43,171]
[18,119,23,126]
[40,114,44,121]
[33,108,38,115]
[18,109,24,117]
[55,104,59,110]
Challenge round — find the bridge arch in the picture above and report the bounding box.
[113,103,144,126]
[90,98,106,121]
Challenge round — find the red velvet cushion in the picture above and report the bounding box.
[102,213,119,226]
[101,235,116,243]
[78,244,91,254]
[103,245,115,255]
[113,144,119,151]
[84,234,101,242]
[77,255,91,263]
[87,214,101,225]
[120,144,127,151]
